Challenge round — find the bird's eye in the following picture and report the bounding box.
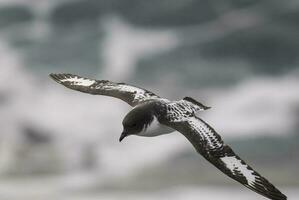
[132,123,137,127]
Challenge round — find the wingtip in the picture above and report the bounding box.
[49,73,56,80]
[49,73,59,78]
[282,194,287,200]
[49,73,61,83]
[204,106,212,110]
[49,73,68,84]
[246,180,287,200]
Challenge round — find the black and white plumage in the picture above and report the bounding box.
[50,73,287,200]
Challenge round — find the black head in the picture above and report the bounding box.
[120,106,153,142]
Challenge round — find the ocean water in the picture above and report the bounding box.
[0,176,297,200]
[0,3,299,200]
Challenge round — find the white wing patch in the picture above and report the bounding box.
[117,85,150,101]
[94,83,157,101]
[221,156,256,186]
[60,76,96,87]
[50,73,161,106]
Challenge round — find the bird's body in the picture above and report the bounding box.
[121,98,207,138]
[50,73,287,200]
[123,99,174,137]
[137,115,174,137]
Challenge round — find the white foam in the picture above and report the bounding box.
[100,15,178,80]
[206,74,299,138]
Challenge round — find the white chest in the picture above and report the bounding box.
[139,117,174,137]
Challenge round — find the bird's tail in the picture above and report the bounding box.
[183,97,211,110]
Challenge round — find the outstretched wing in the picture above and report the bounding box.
[163,116,287,200]
[49,73,160,106]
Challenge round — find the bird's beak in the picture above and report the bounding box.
[119,131,128,142]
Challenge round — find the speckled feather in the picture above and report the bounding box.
[162,104,286,200]
[159,101,286,200]
[50,73,287,200]
[49,74,159,106]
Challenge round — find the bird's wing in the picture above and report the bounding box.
[49,73,160,106]
[162,116,287,200]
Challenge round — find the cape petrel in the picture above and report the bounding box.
[50,73,287,200]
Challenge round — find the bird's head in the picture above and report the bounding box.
[120,107,153,142]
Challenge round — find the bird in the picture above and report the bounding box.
[49,73,287,200]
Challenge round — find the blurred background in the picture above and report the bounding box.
[0,0,298,199]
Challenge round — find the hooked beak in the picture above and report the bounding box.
[119,131,128,142]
